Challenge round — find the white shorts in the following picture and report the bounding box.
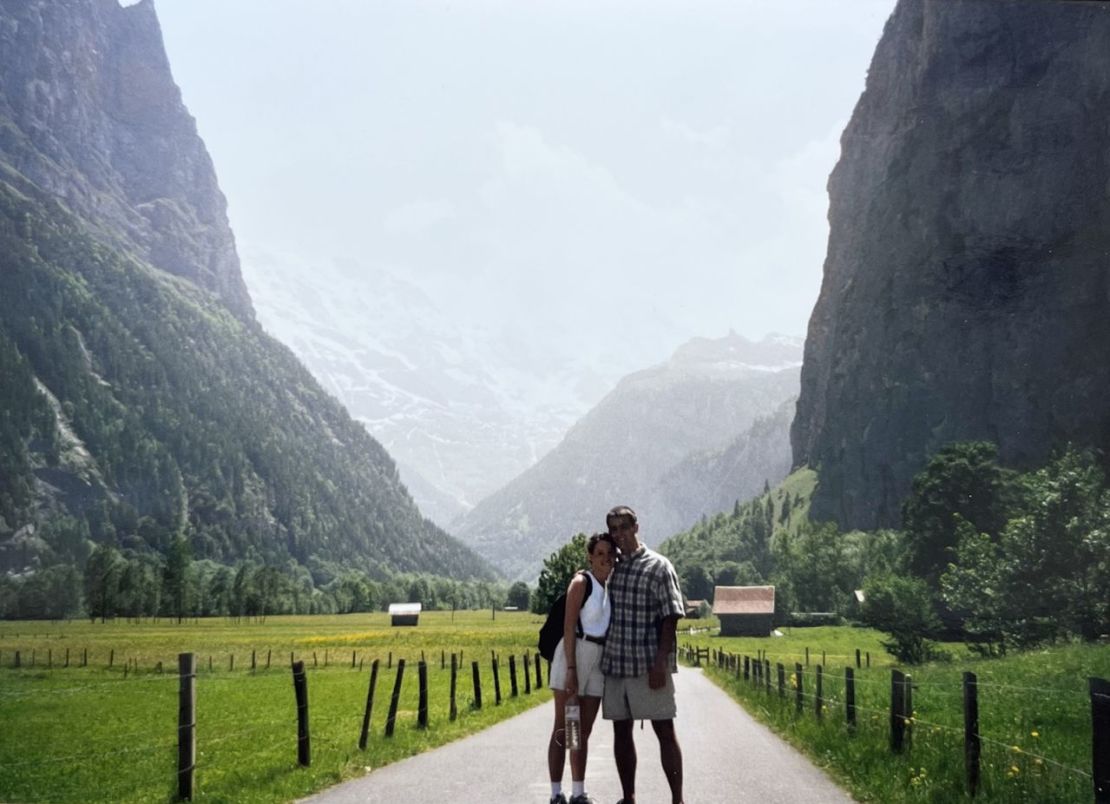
[548,637,606,697]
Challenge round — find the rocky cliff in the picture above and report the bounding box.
[0,0,251,317]
[792,0,1110,530]
[0,0,495,581]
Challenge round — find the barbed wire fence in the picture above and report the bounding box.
[684,643,1108,802]
[0,646,547,801]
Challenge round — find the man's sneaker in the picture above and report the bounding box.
[568,795,595,804]
[550,794,567,804]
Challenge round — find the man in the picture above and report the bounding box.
[600,505,685,804]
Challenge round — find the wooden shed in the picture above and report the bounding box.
[388,602,422,626]
[712,586,775,637]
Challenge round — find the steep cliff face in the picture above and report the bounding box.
[0,0,251,317]
[0,0,496,581]
[792,0,1110,529]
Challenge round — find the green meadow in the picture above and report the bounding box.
[680,625,1110,803]
[0,612,552,803]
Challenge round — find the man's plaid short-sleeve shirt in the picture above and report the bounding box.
[601,545,685,678]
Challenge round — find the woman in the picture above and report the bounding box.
[546,532,615,804]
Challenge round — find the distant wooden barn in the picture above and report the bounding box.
[712,586,775,637]
[684,599,708,619]
[388,602,422,626]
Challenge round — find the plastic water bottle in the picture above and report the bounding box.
[565,700,582,750]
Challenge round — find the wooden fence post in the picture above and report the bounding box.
[509,655,519,697]
[352,650,357,669]
[291,661,310,766]
[251,650,256,673]
[358,659,379,750]
[418,661,428,729]
[904,673,913,750]
[524,654,532,694]
[450,654,458,721]
[891,669,906,753]
[795,663,804,714]
[472,660,483,709]
[177,653,196,801]
[777,663,785,698]
[855,648,861,669]
[535,653,543,689]
[385,659,406,737]
[267,649,271,670]
[963,671,980,797]
[805,647,809,667]
[65,648,69,668]
[13,650,19,668]
[815,665,823,720]
[1088,676,1108,803]
[846,667,856,727]
[109,648,114,668]
[492,656,502,705]
[743,655,750,681]
[765,659,771,693]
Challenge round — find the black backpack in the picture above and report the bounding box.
[537,571,593,662]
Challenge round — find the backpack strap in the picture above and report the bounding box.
[574,570,592,638]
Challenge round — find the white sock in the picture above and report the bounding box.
[551,782,562,798]
[572,780,585,797]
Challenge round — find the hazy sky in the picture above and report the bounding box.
[154,0,896,375]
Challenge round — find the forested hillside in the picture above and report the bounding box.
[0,183,494,585]
[0,0,497,620]
[661,444,1110,658]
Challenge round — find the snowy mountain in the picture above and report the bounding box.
[239,250,613,525]
[451,332,802,580]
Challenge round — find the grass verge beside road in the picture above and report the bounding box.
[0,612,551,803]
[681,626,1109,802]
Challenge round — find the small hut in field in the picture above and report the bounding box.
[712,586,775,637]
[388,602,422,626]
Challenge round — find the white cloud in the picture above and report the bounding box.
[383,199,456,236]
[660,117,731,148]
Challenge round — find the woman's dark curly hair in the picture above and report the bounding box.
[586,531,616,557]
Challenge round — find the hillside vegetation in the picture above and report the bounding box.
[0,182,496,620]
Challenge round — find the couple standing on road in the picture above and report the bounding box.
[546,505,686,804]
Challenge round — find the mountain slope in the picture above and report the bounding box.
[792,0,1110,529]
[454,333,800,580]
[0,0,494,581]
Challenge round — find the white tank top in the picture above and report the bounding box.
[578,570,610,638]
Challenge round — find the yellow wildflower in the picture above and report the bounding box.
[1030,730,1039,738]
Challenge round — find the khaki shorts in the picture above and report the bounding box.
[549,637,605,697]
[602,672,677,720]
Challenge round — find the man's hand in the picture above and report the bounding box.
[648,664,667,690]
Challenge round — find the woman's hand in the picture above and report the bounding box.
[564,666,578,695]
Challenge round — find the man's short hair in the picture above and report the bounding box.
[606,505,638,525]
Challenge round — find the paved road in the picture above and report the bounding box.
[301,667,853,803]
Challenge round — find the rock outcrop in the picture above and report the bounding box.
[792,0,1110,529]
[0,0,252,317]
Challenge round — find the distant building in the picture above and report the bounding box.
[684,599,708,619]
[712,586,775,637]
[388,602,422,626]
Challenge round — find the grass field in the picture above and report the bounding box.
[680,625,1110,803]
[0,612,552,803]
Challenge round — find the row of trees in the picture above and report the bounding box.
[0,539,516,621]
[661,443,1110,661]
